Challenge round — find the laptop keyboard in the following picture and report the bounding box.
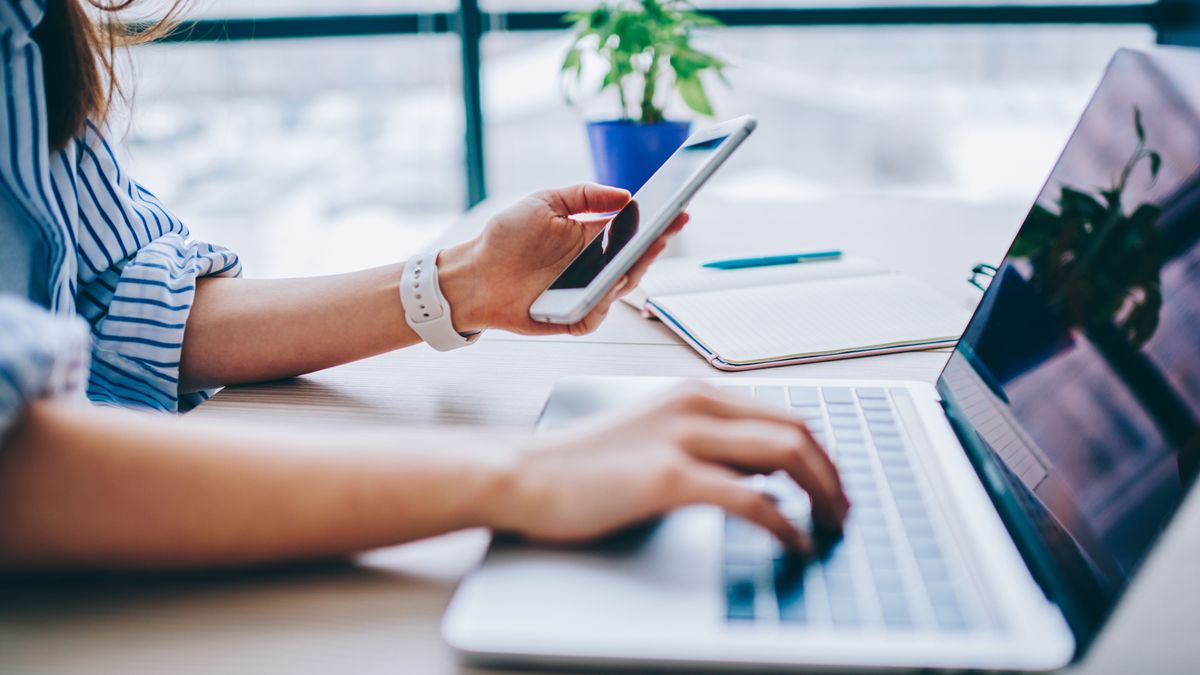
[721,385,980,633]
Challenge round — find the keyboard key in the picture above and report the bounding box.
[777,583,807,623]
[726,579,757,621]
[852,493,883,511]
[725,557,761,621]
[842,474,876,493]
[890,482,922,501]
[926,582,960,609]
[822,387,855,404]
[877,591,912,624]
[856,387,888,400]
[881,603,913,628]
[772,550,811,619]
[876,587,909,611]
[725,516,763,546]
[827,402,858,417]
[721,386,754,399]
[754,387,788,408]
[792,404,823,421]
[857,515,890,534]
[829,597,861,627]
[882,462,915,480]
[788,387,822,406]
[933,602,968,631]
[836,454,872,472]
[864,409,894,423]
[834,428,866,442]
[874,436,905,451]
[916,557,951,582]
[831,416,862,430]
[837,441,869,456]
[909,540,943,563]
[860,525,892,544]
[869,426,901,441]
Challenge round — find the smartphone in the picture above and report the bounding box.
[529,115,758,324]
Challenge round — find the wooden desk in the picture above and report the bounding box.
[3,194,1197,674]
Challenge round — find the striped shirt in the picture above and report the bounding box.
[0,0,241,440]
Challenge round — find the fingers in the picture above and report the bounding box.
[683,465,812,553]
[670,385,849,532]
[664,211,689,236]
[566,278,627,336]
[683,417,842,524]
[619,212,688,294]
[523,206,686,336]
[678,417,848,534]
[539,183,631,217]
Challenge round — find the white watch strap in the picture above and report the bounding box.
[400,250,480,351]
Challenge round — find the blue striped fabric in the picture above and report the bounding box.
[0,0,242,422]
[0,295,90,439]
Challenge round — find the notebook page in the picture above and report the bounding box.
[623,256,885,308]
[652,275,970,365]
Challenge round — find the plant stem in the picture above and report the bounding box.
[641,48,661,123]
[617,77,630,120]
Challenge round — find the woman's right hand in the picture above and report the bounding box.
[486,382,851,554]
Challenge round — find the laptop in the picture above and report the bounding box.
[442,47,1200,672]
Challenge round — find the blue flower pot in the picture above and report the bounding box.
[586,119,692,193]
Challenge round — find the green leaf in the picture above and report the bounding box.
[561,46,582,74]
[1009,204,1060,258]
[679,10,724,28]
[564,10,591,28]
[613,13,653,53]
[588,6,612,31]
[1148,151,1162,183]
[1134,107,1145,143]
[676,75,714,116]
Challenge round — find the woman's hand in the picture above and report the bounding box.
[438,184,687,336]
[484,382,851,554]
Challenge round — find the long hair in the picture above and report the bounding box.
[33,0,188,151]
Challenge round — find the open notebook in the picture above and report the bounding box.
[622,256,970,370]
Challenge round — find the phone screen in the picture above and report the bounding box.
[548,134,732,290]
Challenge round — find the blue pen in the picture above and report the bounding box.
[702,250,843,270]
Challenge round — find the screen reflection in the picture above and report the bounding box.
[941,48,1200,628]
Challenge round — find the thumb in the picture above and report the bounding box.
[540,183,631,217]
[576,213,610,241]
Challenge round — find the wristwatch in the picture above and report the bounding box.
[399,250,481,351]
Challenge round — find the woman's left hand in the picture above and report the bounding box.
[437,183,688,336]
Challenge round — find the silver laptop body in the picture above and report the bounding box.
[443,47,1200,672]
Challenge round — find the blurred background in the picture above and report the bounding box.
[117,1,1195,276]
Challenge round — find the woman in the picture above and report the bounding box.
[0,0,847,570]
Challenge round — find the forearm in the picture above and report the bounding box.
[0,399,520,571]
[179,264,412,391]
[179,245,484,392]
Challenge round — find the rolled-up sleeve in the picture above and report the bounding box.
[68,126,242,413]
[0,295,91,442]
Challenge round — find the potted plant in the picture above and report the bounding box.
[562,0,727,192]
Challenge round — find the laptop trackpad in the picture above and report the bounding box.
[445,506,725,650]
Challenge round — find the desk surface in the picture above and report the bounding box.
[3,193,1197,674]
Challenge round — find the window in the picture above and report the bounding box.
[484,23,1153,205]
[125,33,463,277]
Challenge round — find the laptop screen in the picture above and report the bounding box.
[937,48,1200,637]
